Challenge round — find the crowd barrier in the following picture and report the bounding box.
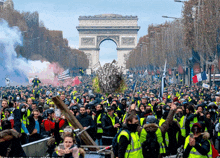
[81,145,114,158]
[21,138,114,157]
[85,151,113,158]
[21,137,178,158]
[22,137,50,157]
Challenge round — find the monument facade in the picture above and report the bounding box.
[77,14,140,69]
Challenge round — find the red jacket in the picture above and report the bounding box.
[58,118,65,129]
[42,119,55,131]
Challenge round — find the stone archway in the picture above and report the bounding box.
[76,14,140,69]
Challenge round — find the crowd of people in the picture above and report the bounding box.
[0,74,220,158]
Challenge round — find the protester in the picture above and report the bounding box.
[140,102,177,158]
[102,106,120,145]
[183,122,212,158]
[0,120,26,157]
[0,74,220,157]
[52,133,80,158]
[76,106,96,141]
[94,104,105,145]
[27,109,43,142]
[118,114,143,158]
[42,109,55,137]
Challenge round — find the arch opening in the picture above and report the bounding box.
[99,40,117,66]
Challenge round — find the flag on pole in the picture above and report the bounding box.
[160,60,166,98]
[201,71,207,80]
[192,71,207,83]
[192,75,198,83]
[58,69,71,81]
[197,73,202,82]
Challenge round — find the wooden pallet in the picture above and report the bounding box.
[52,96,98,151]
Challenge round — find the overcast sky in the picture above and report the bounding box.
[13,0,184,65]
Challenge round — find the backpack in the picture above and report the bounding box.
[142,131,160,158]
[112,128,131,156]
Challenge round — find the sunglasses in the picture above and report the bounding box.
[64,128,72,133]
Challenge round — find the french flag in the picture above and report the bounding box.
[192,71,207,83]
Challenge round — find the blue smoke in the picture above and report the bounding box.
[0,19,29,87]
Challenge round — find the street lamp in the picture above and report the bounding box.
[134,47,138,70]
[174,0,186,3]
[162,16,182,20]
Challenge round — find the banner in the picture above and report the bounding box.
[202,83,210,89]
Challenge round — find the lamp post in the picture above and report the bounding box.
[134,48,137,72]
[140,44,143,71]
[162,16,182,20]
[174,0,186,3]
[162,16,184,84]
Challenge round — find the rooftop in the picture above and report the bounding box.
[79,14,138,20]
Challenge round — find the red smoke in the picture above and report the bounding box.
[42,62,64,86]
[28,62,63,87]
[29,62,82,87]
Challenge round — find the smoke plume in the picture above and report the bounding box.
[0,19,64,87]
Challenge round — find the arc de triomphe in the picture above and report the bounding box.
[76,14,140,69]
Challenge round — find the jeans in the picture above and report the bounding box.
[95,138,103,146]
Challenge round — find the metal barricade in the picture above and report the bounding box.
[22,137,50,157]
[82,145,114,158]
[164,156,177,158]
[85,151,113,158]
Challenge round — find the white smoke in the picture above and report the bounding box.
[0,19,56,87]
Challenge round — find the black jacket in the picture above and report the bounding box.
[76,113,95,140]
[101,114,119,137]
[76,113,95,129]
[0,138,26,157]
[185,113,210,136]
[167,121,183,155]
[183,133,210,158]
[27,114,43,134]
[13,109,21,133]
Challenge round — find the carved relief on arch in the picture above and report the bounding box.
[121,37,135,45]
[97,36,119,47]
[81,38,95,46]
